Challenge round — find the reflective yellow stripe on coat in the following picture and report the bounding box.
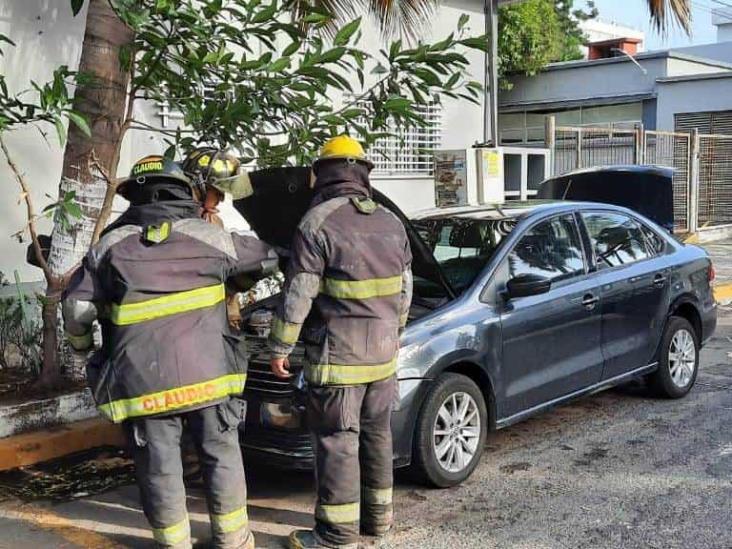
[270,316,302,345]
[98,373,247,423]
[110,283,225,326]
[305,358,397,386]
[320,275,402,300]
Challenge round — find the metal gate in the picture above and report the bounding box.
[546,117,732,233]
[644,131,691,233]
[698,134,732,229]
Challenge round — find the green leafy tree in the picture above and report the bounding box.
[555,0,597,62]
[498,0,597,86]
[498,0,692,86]
[2,0,486,386]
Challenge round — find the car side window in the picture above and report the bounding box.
[582,212,650,269]
[507,215,585,282]
[641,224,666,256]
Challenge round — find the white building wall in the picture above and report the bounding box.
[665,57,732,77]
[713,8,732,43]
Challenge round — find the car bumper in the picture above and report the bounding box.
[240,387,423,470]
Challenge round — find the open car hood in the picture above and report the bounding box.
[538,165,675,232]
[233,167,455,298]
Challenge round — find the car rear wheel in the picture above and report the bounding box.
[412,373,488,488]
[648,316,699,398]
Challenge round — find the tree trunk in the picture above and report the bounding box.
[39,0,134,386]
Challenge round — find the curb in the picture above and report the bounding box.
[714,282,732,306]
[0,418,125,472]
[0,389,98,439]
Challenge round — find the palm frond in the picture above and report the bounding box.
[646,0,692,34]
[366,0,436,41]
[287,0,436,41]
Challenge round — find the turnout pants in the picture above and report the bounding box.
[307,375,397,546]
[127,399,251,548]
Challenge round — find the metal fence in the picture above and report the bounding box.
[698,134,732,229]
[553,126,637,175]
[645,131,691,232]
[546,118,732,233]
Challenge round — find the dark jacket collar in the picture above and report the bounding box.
[101,200,201,237]
[311,161,371,207]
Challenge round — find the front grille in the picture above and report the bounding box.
[242,424,314,469]
[244,335,305,396]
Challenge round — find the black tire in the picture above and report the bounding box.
[412,373,488,488]
[648,316,699,398]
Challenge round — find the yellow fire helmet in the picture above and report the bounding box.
[314,135,374,171]
[182,147,253,200]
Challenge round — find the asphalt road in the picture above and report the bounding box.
[1,306,731,549]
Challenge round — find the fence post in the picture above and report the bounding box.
[545,115,556,175]
[689,129,700,234]
[576,127,583,169]
[634,123,645,165]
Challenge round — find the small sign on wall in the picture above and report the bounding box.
[434,150,470,207]
[476,148,505,204]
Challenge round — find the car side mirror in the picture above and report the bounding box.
[506,273,552,299]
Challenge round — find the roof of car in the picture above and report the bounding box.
[410,200,585,221]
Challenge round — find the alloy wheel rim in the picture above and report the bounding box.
[669,328,696,388]
[432,391,481,473]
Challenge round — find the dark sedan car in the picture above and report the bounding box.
[236,188,716,487]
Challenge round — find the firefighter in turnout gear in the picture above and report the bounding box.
[63,155,277,549]
[268,136,413,548]
[182,147,255,329]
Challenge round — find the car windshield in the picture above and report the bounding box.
[412,217,517,295]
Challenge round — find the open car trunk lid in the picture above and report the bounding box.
[233,167,456,299]
[538,165,675,232]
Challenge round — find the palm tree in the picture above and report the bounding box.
[290,0,436,41]
[646,0,692,34]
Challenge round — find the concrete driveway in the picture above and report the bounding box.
[1,306,731,549]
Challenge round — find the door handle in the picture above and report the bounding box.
[653,273,667,287]
[581,294,600,310]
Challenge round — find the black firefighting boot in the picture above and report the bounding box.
[289,529,359,549]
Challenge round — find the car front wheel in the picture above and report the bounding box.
[412,373,488,488]
[649,316,699,398]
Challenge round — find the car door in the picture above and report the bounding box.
[580,211,672,380]
[499,213,604,417]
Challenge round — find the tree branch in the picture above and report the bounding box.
[0,135,54,282]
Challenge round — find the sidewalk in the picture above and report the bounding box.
[701,237,732,304]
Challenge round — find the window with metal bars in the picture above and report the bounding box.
[349,99,443,176]
[158,94,443,175]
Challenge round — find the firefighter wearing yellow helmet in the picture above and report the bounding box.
[312,134,375,171]
[182,147,257,329]
[270,135,412,549]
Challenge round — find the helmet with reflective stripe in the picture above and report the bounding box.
[118,155,193,199]
[182,147,252,200]
[314,135,374,171]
